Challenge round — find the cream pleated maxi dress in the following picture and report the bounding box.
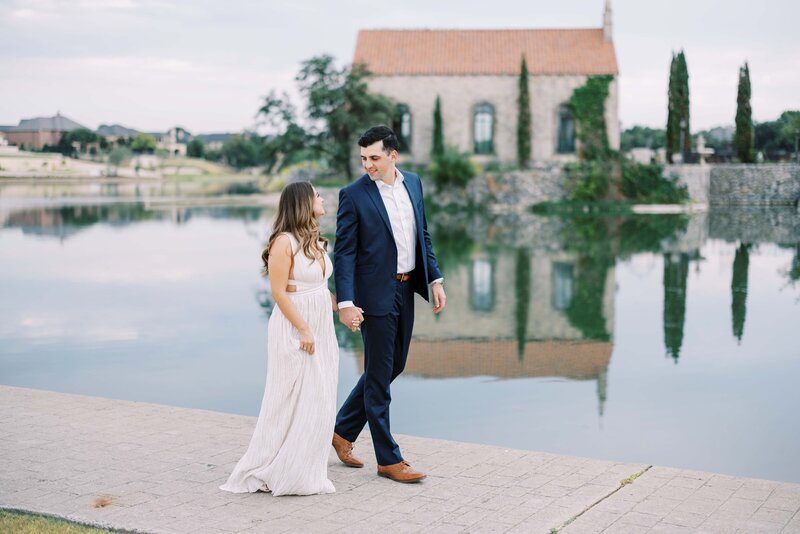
[220,233,339,496]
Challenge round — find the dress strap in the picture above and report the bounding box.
[281,232,299,255]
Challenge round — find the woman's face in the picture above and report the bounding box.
[312,187,325,217]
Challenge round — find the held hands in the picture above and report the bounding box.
[339,306,365,333]
[299,327,315,355]
[432,283,446,314]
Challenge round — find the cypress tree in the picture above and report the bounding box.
[731,243,751,343]
[676,51,691,159]
[517,56,532,168]
[666,53,679,163]
[432,95,444,158]
[735,62,754,163]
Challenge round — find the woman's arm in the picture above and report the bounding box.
[268,234,315,354]
[330,292,339,312]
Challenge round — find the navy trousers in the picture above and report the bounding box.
[334,278,415,466]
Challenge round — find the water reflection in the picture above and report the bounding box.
[731,243,751,343]
[663,252,689,362]
[2,203,267,241]
[2,199,800,482]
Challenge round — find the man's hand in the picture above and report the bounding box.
[432,283,446,314]
[339,306,365,332]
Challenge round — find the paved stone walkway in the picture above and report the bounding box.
[1,386,799,533]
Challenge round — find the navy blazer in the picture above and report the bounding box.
[334,170,443,316]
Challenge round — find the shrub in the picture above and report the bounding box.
[564,161,611,201]
[427,146,476,191]
[621,159,689,204]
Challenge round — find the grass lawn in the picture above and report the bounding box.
[0,509,120,533]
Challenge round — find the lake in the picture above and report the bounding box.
[1,184,799,483]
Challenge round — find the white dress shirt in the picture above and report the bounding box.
[339,169,442,310]
[376,169,417,274]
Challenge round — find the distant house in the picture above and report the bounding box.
[193,133,233,151]
[353,0,620,164]
[0,113,88,150]
[153,127,191,156]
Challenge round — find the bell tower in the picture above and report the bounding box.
[603,0,613,42]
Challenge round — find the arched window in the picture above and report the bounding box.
[473,102,494,154]
[557,104,576,154]
[393,104,412,153]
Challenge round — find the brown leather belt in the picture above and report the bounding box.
[393,272,412,282]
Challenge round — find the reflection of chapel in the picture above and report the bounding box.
[354,250,616,416]
[353,1,619,164]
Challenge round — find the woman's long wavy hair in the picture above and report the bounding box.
[261,181,328,275]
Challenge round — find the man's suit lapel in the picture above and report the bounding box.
[362,175,394,238]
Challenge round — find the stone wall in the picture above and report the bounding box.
[709,164,800,206]
[664,164,710,204]
[465,164,567,207]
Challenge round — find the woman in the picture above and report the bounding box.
[220,182,343,496]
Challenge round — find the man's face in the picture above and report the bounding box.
[360,140,397,182]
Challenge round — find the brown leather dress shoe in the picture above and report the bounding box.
[377,461,426,483]
[332,432,364,468]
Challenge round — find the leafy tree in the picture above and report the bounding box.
[131,133,157,154]
[517,56,532,168]
[295,55,395,178]
[53,128,99,156]
[204,148,223,163]
[735,62,754,163]
[221,134,259,169]
[778,110,800,161]
[187,138,205,158]
[432,95,444,158]
[107,146,132,176]
[256,56,394,178]
[257,91,309,172]
[621,126,666,151]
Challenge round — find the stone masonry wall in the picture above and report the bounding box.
[709,164,800,206]
[664,164,710,204]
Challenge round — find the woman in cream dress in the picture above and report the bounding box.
[220,182,344,496]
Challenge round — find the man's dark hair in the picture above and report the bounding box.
[358,125,399,154]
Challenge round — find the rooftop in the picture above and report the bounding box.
[353,28,619,76]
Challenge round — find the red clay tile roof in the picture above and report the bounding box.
[354,29,618,76]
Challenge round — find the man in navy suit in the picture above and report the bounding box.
[332,125,446,483]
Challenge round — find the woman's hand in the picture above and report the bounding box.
[299,327,315,355]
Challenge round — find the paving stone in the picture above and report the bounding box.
[3,385,800,534]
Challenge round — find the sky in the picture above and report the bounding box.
[1,0,798,134]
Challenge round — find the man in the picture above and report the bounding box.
[332,125,446,483]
